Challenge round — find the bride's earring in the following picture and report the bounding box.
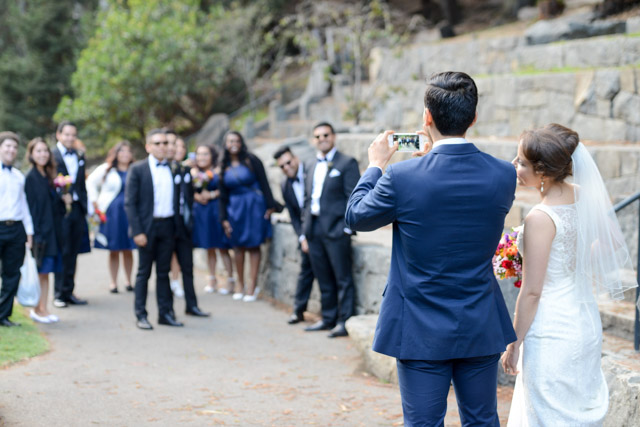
[540,177,544,193]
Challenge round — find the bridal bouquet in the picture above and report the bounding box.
[54,174,73,213]
[192,169,214,192]
[493,226,523,288]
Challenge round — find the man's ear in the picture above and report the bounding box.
[423,108,432,127]
[469,111,478,128]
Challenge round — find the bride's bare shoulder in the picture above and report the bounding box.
[524,208,556,234]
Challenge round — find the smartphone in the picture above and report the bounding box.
[388,133,426,153]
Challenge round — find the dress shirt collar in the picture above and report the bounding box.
[432,137,468,148]
[290,163,304,183]
[317,146,337,162]
[57,141,76,156]
[148,154,166,169]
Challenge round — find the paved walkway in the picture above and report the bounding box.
[1,249,511,426]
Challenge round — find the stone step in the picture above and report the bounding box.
[599,288,639,341]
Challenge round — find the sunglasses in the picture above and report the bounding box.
[314,133,331,139]
[279,159,293,169]
[152,140,169,146]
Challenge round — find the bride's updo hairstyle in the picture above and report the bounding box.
[519,123,580,183]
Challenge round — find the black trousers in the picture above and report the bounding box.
[292,248,315,317]
[0,222,26,321]
[54,202,84,301]
[307,217,355,325]
[134,219,175,320]
[174,235,198,312]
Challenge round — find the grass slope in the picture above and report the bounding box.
[0,306,49,368]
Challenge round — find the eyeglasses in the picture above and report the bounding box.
[152,140,169,146]
[314,133,331,139]
[279,159,293,169]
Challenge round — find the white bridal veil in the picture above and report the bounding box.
[572,142,639,307]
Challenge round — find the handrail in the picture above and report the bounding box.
[613,190,640,352]
[614,191,640,213]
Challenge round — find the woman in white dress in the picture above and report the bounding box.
[502,123,637,426]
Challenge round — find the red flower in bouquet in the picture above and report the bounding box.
[192,169,213,192]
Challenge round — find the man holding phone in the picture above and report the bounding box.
[346,72,516,426]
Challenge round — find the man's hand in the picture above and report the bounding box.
[368,130,397,171]
[62,193,73,206]
[411,130,433,158]
[300,237,309,253]
[26,234,33,249]
[133,233,147,247]
[264,208,275,219]
[222,220,232,239]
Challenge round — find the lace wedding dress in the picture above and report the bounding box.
[507,203,608,426]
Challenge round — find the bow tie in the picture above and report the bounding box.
[156,161,170,167]
[2,164,12,171]
[64,149,76,156]
[317,157,328,162]
[289,176,301,183]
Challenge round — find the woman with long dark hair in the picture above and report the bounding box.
[86,140,136,293]
[191,144,234,293]
[219,131,281,301]
[24,138,67,323]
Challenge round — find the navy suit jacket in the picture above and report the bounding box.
[52,147,88,214]
[345,142,517,360]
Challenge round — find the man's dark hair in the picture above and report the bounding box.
[273,145,293,160]
[146,128,166,142]
[0,131,20,146]
[56,121,77,133]
[164,128,177,136]
[423,71,478,136]
[313,122,335,134]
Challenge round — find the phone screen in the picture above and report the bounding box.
[392,133,421,152]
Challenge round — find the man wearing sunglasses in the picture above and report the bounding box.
[273,146,315,325]
[300,122,360,338]
[125,129,182,330]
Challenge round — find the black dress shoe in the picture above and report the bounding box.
[304,320,335,332]
[125,285,134,292]
[136,318,153,330]
[109,287,118,294]
[0,319,21,327]
[185,307,210,317]
[287,313,303,325]
[328,323,348,338]
[158,313,184,327]
[68,295,88,305]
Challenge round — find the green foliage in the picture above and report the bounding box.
[0,0,99,140]
[0,307,50,367]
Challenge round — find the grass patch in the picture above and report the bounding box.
[0,306,49,368]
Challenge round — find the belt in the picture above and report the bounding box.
[0,220,18,226]
[153,217,173,222]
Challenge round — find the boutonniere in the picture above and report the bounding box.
[170,161,178,174]
[327,161,334,170]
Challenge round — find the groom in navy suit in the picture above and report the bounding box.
[346,71,517,426]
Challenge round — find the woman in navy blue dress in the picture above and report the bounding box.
[219,132,282,302]
[86,141,135,293]
[191,144,234,294]
[24,138,66,324]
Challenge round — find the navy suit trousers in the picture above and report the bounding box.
[0,222,26,321]
[397,354,501,427]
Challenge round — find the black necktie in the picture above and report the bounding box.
[2,164,12,171]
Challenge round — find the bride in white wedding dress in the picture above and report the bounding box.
[502,123,638,426]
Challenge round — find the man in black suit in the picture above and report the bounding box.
[301,122,360,338]
[273,146,315,325]
[125,129,181,330]
[167,136,209,318]
[52,121,88,308]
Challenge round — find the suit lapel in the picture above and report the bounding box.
[53,148,69,176]
[319,150,341,199]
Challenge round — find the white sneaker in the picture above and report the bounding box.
[242,294,257,302]
[204,285,215,294]
[47,314,60,323]
[30,310,51,324]
[218,288,230,295]
[232,292,244,300]
[170,280,185,298]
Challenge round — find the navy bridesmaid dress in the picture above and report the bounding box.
[192,174,230,249]
[223,164,271,248]
[94,170,136,251]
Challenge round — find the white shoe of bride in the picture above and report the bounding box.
[30,310,51,324]
[232,293,244,300]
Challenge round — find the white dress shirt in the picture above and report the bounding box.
[292,163,305,209]
[148,155,174,218]
[57,141,80,201]
[432,137,468,148]
[310,146,337,216]
[0,165,34,235]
